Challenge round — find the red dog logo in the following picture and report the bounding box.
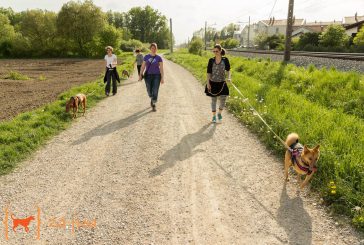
[11,214,35,233]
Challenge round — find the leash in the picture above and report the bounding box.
[230,81,290,150]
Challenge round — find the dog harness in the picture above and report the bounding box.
[289,142,317,175]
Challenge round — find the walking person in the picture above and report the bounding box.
[134,49,144,77]
[205,44,231,123]
[103,46,120,96]
[138,43,164,111]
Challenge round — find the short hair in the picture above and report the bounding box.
[135,49,140,53]
[105,46,113,51]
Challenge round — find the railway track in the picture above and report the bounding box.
[226,49,364,61]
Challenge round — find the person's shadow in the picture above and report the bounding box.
[72,108,151,145]
[277,182,312,245]
[149,123,216,177]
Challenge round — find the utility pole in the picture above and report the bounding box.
[170,18,173,53]
[247,16,251,48]
[204,21,207,50]
[284,0,294,62]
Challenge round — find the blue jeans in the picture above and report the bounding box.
[144,74,161,103]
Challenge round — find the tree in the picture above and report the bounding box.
[125,6,170,48]
[0,13,16,57]
[220,23,236,39]
[220,38,239,49]
[57,0,106,56]
[255,33,268,49]
[353,26,364,46]
[319,24,349,48]
[19,10,57,56]
[295,32,320,50]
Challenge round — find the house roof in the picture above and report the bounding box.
[344,15,364,24]
[345,20,364,30]
[260,19,305,26]
[305,21,343,26]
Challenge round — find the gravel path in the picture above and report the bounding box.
[0,59,362,244]
[229,51,364,73]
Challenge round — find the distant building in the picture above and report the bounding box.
[344,15,364,37]
[292,20,343,37]
[241,18,304,47]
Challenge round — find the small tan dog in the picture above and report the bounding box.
[65,93,87,118]
[284,133,320,188]
[121,70,130,78]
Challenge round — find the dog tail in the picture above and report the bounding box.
[11,214,16,220]
[286,133,299,148]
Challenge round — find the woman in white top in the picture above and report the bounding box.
[104,46,119,96]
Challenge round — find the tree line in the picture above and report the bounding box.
[0,0,171,58]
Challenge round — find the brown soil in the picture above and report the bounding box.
[0,59,105,121]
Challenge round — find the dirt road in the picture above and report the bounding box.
[0,59,362,244]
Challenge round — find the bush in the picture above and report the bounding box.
[220,38,239,49]
[188,37,203,55]
[120,39,143,52]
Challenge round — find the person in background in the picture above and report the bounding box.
[103,46,120,96]
[138,43,164,112]
[135,49,144,77]
[205,44,231,123]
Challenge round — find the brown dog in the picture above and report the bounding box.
[11,214,35,233]
[284,133,320,188]
[65,93,87,118]
[121,70,130,78]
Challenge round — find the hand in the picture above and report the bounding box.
[227,78,231,83]
[138,75,142,81]
[207,82,211,91]
[161,78,165,84]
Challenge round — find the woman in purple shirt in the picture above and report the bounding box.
[138,43,165,111]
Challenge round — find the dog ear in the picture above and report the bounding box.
[314,144,320,151]
[303,145,310,153]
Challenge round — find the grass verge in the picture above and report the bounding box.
[165,49,364,231]
[0,52,135,175]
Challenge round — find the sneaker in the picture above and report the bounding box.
[212,115,217,123]
[217,113,222,123]
[105,92,109,96]
[152,104,156,112]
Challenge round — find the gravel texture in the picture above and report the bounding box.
[0,59,362,244]
[229,51,364,73]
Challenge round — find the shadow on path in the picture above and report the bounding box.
[149,123,216,177]
[72,107,151,145]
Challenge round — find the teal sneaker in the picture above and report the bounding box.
[217,113,222,123]
[212,115,217,123]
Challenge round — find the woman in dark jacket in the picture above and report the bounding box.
[205,44,231,123]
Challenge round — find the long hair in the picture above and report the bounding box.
[214,44,226,56]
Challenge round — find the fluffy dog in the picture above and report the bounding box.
[121,70,130,78]
[284,133,320,188]
[11,214,35,233]
[65,93,87,118]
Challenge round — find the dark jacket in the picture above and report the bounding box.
[103,65,120,83]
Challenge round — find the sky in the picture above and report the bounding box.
[0,0,363,44]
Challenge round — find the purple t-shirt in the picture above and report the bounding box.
[144,54,162,75]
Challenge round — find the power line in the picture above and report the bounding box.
[268,0,279,18]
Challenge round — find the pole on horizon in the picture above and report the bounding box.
[170,18,173,53]
[247,16,251,48]
[204,21,207,50]
[284,0,294,62]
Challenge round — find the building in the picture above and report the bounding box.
[241,18,304,47]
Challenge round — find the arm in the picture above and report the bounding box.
[207,59,213,90]
[225,58,231,82]
[138,61,146,81]
[159,62,164,84]
[112,55,117,67]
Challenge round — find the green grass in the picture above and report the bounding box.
[0,52,135,175]
[165,49,364,231]
[4,71,30,80]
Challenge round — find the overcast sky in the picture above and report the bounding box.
[0,0,362,44]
